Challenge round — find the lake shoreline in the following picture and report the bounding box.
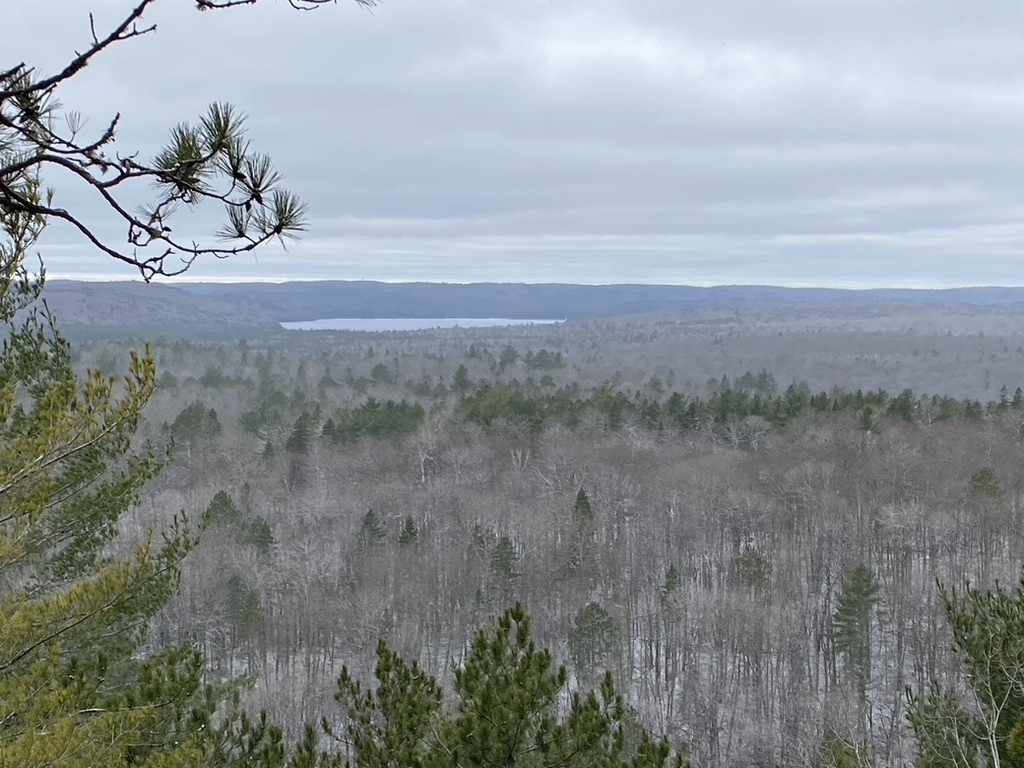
[280,318,566,332]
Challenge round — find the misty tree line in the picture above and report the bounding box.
[73,332,1024,768]
[162,353,1017,462]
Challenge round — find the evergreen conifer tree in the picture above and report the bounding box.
[0,214,215,766]
[453,364,472,396]
[358,509,387,548]
[832,565,881,732]
[0,2,374,762]
[908,571,1024,767]
[333,605,687,768]
[569,487,599,584]
[569,602,621,687]
[245,516,276,557]
[490,535,521,605]
[398,516,420,547]
[205,489,244,527]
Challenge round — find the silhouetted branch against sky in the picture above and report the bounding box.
[3,2,1023,287]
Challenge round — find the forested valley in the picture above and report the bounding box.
[10,0,1024,765]
[67,313,1024,768]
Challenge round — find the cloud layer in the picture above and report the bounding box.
[5,0,1024,286]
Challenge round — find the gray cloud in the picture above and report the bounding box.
[5,0,1024,287]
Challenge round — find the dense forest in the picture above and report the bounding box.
[7,2,1024,765]
[60,317,1024,768]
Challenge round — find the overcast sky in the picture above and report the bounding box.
[6,0,1024,287]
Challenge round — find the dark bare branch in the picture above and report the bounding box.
[1,0,363,280]
[0,1,159,101]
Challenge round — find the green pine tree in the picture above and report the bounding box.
[398,516,420,547]
[225,573,263,647]
[908,571,1024,767]
[569,602,621,687]
[491,535,521,605]
[818,728,875,768]
[453,363,472,396]
[286,410,318,455]
[0,228,215,767]
[205,489,243,527]
[661,564,682,602]
[733,547,771,593]
[0,2,376,762]
[358,509,387,548]
[333,639,445,768]
[970,467,1005,499]
[332,605,687,768]
[832,565,881,725]
[573,487,595,526]
[568,487,599,584]
[245,516,276,557]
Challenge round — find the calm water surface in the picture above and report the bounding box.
[281,318,565,332]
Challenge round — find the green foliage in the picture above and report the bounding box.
[0,1,374,764]
[832,565,881,698]
[334,639,445,768]
[498,344,520,373]
[451,378,1018,441]
[245,515,276,556]
[970,467,1005,499]
[907,683,980,768]
[732,547,771,593]
[333,605,686,768]
[170,399,223,443]
[318,366,341,393]
[0,245,215,765]
[492,535,520,579]
[324,399,426,442]
[569,602,621,686]
[818,729,875,768]
[887,388,919,423]
[491,535,521,604]
[286,410,319,454]
[225,574,263,645]
[453,363,472,395]
[398,516,420,547]
[210,704,288,768]
[857,407,879,434]
[459,382,545,431]
[523,349,567,370]
[568,488,599,583]
[908,572,1024,767]
[369,362,397,386]
[734,368,778,397]
[661,564,682,602]
[1,37,318,280]
[574,487,595,526]
[205,490,243,526]
[359,509,387,548]
[200,367,241,388]
[203,490,274,557]
[241,385,292,438]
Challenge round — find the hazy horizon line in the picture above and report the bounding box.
[43,275,1024,292]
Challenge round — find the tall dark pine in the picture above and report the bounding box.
[832,565,881,734]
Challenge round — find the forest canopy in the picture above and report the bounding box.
[4,2,1024,768]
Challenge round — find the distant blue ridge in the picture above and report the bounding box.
[171,281,1024,322]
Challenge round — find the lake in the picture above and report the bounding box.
[280,318,565,332]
